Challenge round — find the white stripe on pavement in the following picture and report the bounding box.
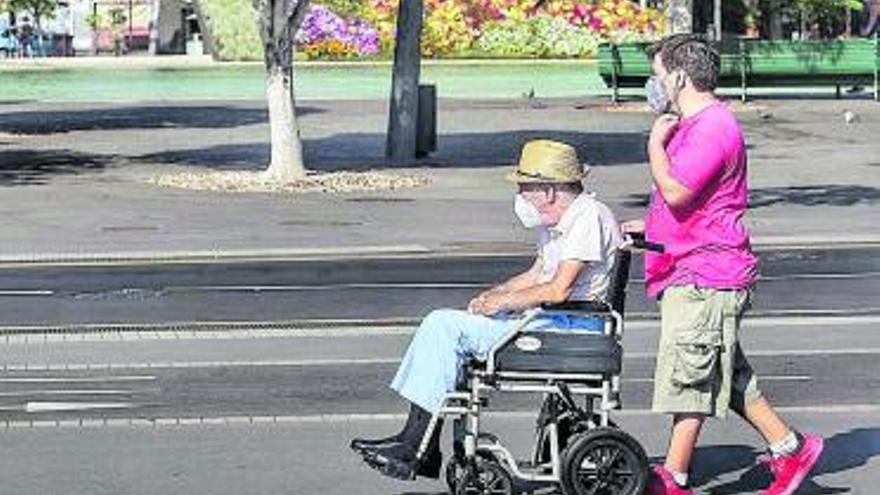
[0,346,877,371]
[0,376,156,383]
[2,404,879,429]
[0,390,142,397]
[1,314,879,343]
[23,402,135,413]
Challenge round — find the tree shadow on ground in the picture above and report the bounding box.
[621,185,880,209]
[0,105,323,135]
[136,130,650,171]
[0,149,114,186]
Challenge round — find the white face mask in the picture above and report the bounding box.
[645,75,671,114]
[514,194,543,229]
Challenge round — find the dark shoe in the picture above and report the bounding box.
[361,442,443,481]
[362,443,419,481]
[349,434,402,454]
[351,402,431,455]
[415,445,443,479]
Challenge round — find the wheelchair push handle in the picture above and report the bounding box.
[623,232,665,253]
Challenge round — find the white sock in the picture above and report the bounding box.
[769,431,801,458]
[669,468,689,488]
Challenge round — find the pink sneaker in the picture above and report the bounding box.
[759,433,824,495]
[646,464,695,495]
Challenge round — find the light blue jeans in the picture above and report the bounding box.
[390,309,604,414]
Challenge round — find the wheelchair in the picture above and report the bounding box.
[414,234,663,495]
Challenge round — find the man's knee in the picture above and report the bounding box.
[421,309,462,330]
[417,308,467,341]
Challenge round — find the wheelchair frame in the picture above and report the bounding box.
[414,235,660,495]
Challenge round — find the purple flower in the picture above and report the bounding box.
[296,4,381,56]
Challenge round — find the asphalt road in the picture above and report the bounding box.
[0,316,878,494]
[0,247,877,494]
[0,246,877,327]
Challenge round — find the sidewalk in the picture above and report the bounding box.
[0,96,877,263]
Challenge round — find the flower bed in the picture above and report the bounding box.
[198,0,664,61]
[297,0,665,60]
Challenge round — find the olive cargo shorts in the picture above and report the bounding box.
[652,285,763,418]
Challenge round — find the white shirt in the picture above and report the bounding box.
[536,193,623,301]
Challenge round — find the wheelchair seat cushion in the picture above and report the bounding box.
[493,330,622,375]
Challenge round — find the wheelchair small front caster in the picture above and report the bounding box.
[560,427,649,495]
[448,457,513,495]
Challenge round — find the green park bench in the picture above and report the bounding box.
[597,35,880,103]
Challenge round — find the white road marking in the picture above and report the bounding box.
[0,376,156,383]
[168,283,487,292]
[0,290,54,296]
[0,359,401,372]
[0,346,876,372]
[0,390,140,397]
[2,404,879,429]
[1,314,878,344]
[23,402,135,413]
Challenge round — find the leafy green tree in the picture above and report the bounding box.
[9,0,57,31]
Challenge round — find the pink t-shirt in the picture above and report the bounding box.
[644,101,758,298]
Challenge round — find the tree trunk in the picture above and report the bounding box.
[264,64,305,181]
[386,0,423,165]
[257,0,310,181]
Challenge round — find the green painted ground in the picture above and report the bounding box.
[0,61,607,102]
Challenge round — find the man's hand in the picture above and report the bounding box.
[649,114,679,150]
[468,292,507,316]
[621,219,645,234]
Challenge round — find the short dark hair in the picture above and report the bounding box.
[647,34,720,92]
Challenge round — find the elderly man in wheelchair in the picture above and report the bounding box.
[351,140,660,495]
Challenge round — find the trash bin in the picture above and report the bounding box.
[416,84,437,158]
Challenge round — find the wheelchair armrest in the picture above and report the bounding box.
[541,300,612,314]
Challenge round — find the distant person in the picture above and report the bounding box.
[19,22,33,58]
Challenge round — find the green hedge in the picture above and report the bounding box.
[197,0,263,61]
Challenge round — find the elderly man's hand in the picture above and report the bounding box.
[621,219,645,234]
[468,292,507,316]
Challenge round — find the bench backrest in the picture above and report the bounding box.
[742,38,879,75]
[598,36,879,79]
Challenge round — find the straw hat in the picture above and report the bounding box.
[507,140,591,184]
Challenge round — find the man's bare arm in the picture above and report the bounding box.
[472,260,586,315]
[488,257,542,294]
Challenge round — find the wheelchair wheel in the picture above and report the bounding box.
[560,428,649,495]
[450,458,513,495]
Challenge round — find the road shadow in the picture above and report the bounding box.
[620,184,880,210]
[0,105,323,135]
[0,149,114,186]
[136,130,650,172]
[749,185,880,208]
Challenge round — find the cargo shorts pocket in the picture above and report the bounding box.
[671,329,722,387]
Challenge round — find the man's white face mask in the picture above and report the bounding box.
[514,193,543,229]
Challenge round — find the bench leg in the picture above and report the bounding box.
[836,85,841,99]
